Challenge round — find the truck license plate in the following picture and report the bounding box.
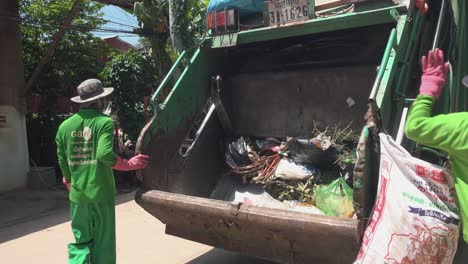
[266,0,309,26]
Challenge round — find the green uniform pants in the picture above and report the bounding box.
[68,201,116,264]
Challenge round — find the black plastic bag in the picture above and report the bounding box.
[255,138,281,152]
[286,138,338,169]
[225,137,253,168]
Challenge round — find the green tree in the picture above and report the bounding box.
[178,0,209,55]
[133,0,208,66]
[99,50,159,140]
[20,0,110,112]
[133,0,171,77]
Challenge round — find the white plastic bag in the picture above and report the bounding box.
[275,158,318,181]
[355,134,460,264]
[233,184,324,215]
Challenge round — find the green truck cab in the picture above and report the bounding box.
[135,1,467,263]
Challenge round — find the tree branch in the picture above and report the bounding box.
[25,0,84,95]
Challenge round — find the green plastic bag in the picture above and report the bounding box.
[315,178,354,218]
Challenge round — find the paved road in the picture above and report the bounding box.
[0,191,273,264]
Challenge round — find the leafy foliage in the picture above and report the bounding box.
[133,0,208,67]
[99,50,159,140]
[263,178,316,203]
[20,0,110,112]
[133,0,171,76]
[179,0,209,54]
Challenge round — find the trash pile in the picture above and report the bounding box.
[223,125,357,218]
[209,174,326,216]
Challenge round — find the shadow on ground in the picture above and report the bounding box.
[0,186,136,243]
[185,249,275,264]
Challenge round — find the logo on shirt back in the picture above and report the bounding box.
[71,127,92,141]
[83,127,92,141]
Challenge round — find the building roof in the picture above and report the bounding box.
[100,35,136,51]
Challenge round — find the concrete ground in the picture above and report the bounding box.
[0,187,272,264]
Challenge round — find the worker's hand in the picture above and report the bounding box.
[128,154,150,170]
[419,48,450,100]
[415,0,429,14]
[62,177,71,191]
[113,154,150,171]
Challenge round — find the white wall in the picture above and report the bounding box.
[0,1,29,192]
[0,105,29,192]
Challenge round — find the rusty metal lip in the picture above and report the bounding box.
[136,188,359,228]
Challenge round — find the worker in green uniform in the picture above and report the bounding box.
[405,49,468,242]
[56,79,150,264]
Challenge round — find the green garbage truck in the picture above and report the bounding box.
[134,0,468,263]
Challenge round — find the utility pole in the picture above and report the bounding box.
[0,0,30,191]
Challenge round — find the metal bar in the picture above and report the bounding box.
[211,76,233,133]
[394,9,423,98]
[430,0,453,114]
[151,50,189,103]
[179,104,216,158]
[369,28,397,100]
[432,0,446,50]
[396,106,409,145]
[214,9,218,33]
[449,62,455,112]
[309,0,316,19]
[224,8,227,32]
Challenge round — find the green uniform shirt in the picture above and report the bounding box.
[405,95,468,241]
[56,109,117,203]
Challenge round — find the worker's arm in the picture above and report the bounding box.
[96,119,117,167]
[405,95,462,152]
[96,119,150,170]
[113,153,150,171]
[55,128,71,182]
[404,48,456,151]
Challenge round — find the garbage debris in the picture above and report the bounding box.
[336,150,357,182]
[287,137,338,169]
[235,187,324,215]
[355,134,460,264]
[311,133,332,150]
[254,138,282,153]
[263,178,316,204]
[211,178,324,215]
[226,137,281,182]
[283,200,325,215]
[346,97,356,108]
[225,136,254,168]
[275,158,318,181]
[233,184,284,209]
[315,177,354,218]
[220,122,358,218]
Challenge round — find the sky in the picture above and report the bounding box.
[93,5,141,46]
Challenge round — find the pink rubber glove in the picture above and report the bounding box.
[113,154,150,171]
[419,48,450,100]
[62,177,70,191]
[415,0,429,14]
